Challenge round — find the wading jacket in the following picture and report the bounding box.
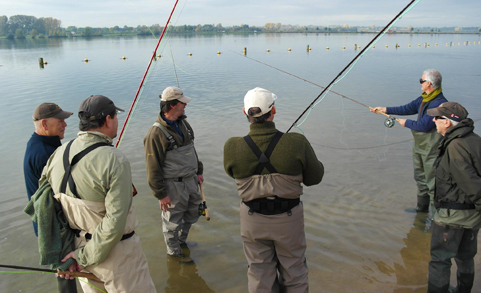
[433,118,481,229]
[144,113,203,200]
[223,121,324,201]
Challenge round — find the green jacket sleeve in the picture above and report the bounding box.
[144,126,169,200]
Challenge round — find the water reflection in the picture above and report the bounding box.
[392,212,432,292]
[165,245,214,293]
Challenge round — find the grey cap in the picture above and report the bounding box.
[78,95,124,121]
[426,102,468,122]
[33,103,73,121]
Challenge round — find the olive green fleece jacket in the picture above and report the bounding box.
[224,121,324,186]
[144,114,204,200]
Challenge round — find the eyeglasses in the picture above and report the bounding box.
[434,116,446,120]
[419,78,428,84]
[178,101,187,105]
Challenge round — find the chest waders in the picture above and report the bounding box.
[60,139,135,241]
[153,122,198,179]
[242,131,300,216]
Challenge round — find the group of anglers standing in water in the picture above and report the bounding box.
[22,68,480,293]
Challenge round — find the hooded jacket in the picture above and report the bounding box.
[433,118,481,228]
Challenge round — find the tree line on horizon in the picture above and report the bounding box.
[1,14,480,39]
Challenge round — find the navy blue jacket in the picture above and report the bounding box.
[386,93,447,132]
[23,132,62,236]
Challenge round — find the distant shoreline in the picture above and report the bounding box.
[1,31,480,40]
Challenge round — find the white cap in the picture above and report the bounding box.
[243,87,277,117]
[160,86,191,104]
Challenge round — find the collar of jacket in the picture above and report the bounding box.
[249,121,277,136]
[156,113,187,126]
[439,118,474,150]
[77,131,113,145]
[32,132,62,148]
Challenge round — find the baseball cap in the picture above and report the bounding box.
[244,87,277,117]
[160,86,191,104]
[78,95,124,121]
[426,102,468,122]
[33,103,73,121]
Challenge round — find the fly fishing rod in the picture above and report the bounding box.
[116,0,180,147]
[0,264,102,282]
[286,0,420,133]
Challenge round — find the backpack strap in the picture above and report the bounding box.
[243,131,283,175]
[61,139,110,198]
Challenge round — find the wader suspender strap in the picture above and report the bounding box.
[181,120,194,141]
[153,122,178,149]
[243,131,283,175]
[61,139,110,199]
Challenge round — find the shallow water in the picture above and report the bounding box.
[1,33,480,292]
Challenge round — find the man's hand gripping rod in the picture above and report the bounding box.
[369,107,399,128]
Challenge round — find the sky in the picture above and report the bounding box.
[1,0,480,28]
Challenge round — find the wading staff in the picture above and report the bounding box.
[199,184,210,221]
[0,264,102,282]
[115,0,180,148]
[286,0,420,133]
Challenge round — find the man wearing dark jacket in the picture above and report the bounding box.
[23,102,76,293]
[426,102,481,293]
[371,69,448,212]
[224,87,324,292]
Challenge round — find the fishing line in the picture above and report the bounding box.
[116,0,181,147]
[286,0,421,133]
[170,44,180,87]
[229,50,371,109]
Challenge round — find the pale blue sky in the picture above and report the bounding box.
[1,0,479,28]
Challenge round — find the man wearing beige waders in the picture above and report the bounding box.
[144,86,204,263]
[40,95,156,292]
[224,87,324,292]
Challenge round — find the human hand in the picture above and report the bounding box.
[57,252,84,279]
[398,119,406,127]
[370,107,387,114]
[197,174,204,184]
[159,196,172,212]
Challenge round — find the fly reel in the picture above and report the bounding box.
[384,117,396,128]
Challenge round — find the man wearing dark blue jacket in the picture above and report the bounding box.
[23,102,76,293]
[371,69,447,212]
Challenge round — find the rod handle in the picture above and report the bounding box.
[57,270,102,282]
[199,184,210,221]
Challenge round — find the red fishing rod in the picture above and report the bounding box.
[116,0,180,147]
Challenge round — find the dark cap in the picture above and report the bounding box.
[33,103,73,121]
[78,95,124,121]
[426,102,468,122]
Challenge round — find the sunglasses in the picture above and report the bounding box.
[419,78,428,84]
[434,116,446,120]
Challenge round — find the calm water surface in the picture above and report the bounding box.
[1,33,480,292]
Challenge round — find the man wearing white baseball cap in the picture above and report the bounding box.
[144,86,204,264]
[224,87,324,292]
